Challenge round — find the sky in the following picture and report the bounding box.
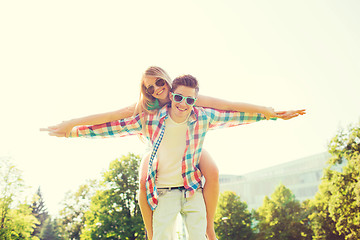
[1,1,359,216]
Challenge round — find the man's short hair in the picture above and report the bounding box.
[171,75,199,95]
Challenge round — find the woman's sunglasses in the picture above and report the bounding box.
[171,93,197,106]
[146,78,166,95]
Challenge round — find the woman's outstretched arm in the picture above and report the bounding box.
[196,95,277,118]
[196,95,305,120]
[42,104,136,137]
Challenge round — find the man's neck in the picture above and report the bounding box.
[168,109,191,124]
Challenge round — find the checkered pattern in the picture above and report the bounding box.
[145,115,167,208]
[69,114,143,138]
[70,105,270,210]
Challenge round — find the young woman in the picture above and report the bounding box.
[44,66,305,240]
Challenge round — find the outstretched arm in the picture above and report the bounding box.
[41,113,143,138]
[40,104,136,137]
[196,95,305,120]
[206,108,306,131]
[196,95,277,119]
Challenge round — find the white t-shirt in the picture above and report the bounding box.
[156,115,188,188]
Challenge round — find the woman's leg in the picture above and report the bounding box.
[138,154,153,240]
[199,149,219,240]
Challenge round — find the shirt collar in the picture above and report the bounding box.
[158,104,169,120]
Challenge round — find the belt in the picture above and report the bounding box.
[157,186,186,191]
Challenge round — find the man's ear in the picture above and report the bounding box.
[169,92,173,102]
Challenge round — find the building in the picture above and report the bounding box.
[219,152,345,210]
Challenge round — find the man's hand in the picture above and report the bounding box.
[40,120,75,137]
[275,109,306,120]
[262,107,277,120]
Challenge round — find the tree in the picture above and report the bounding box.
[308,182,345,240]
[7,204,40,240]
[0,157,39,239]
[214,191,253,240]
[58,180,97,239]
[254,184,312,240]
[1,158,24,235]
[40,218,62,240]
[310,122,360,239]
[31,187,49,238]
[80,153,145,239]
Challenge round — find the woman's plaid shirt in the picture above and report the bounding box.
[70,105,268,210]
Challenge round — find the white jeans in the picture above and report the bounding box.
[153,188,207,240]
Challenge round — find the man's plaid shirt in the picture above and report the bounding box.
[70,104,268,210]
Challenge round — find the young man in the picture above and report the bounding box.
[44,75,303,239]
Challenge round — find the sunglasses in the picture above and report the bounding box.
[171,93,197,106]
[145,78,166,95]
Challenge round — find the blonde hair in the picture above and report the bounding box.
[135,66,172,115]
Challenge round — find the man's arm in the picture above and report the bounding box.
[205,108,267,130]
[42,104,137,137]
[65,114,143,138]
[196,95,305,120]
[69,115,142,138]
[204,108,305,130]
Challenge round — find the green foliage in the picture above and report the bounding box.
[308,183,345,240]
[214,191,253,240]
[254,184,312,240]
[31,187,49,238]
[40,218,62,240]
[0,157,39,239]
[80,153,145,239]
[310,122,360,239]
[1,158,25,229]
[1,204,40,240]
[58,180,96,239]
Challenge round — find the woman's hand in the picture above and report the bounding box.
[275,109,306,120]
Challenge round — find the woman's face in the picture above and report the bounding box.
[143,76,170,100]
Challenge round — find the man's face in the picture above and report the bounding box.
[169,85,197,123]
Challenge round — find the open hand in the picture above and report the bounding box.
[275,109,306,120]
[40,120,75,137]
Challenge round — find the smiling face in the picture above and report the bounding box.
[169,85,197,123]
[143,76,171,102]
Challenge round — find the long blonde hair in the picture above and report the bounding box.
[135,66,172,116]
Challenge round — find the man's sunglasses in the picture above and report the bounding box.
[171,93,197,106]
[146,78,166,95]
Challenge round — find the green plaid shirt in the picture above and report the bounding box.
[70,105,269,210]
